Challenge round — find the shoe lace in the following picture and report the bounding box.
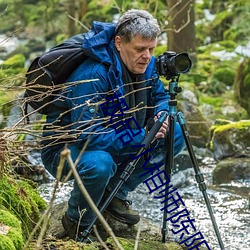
[123,199,132,209]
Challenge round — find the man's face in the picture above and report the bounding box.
[115,35,157,74]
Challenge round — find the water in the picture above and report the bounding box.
[128,158,250,250]
[38,157,250,250]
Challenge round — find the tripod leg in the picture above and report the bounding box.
[162,114,175,243]
[177,112,225,250]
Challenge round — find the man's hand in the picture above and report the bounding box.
[154,111,169,139]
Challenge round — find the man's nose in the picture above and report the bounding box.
[142,49,151,59]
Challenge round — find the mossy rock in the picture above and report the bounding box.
[107,237,184,250]
[28,237,184,250]
[0,209,24,250]
[209,120,250,160]
[0,174,47,239]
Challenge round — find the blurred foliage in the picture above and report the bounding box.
[0,0,250,120]
[235,57,250,116]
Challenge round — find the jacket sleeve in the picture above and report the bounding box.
[65,61,146,155]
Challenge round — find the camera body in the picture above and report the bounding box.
[156,51,192,79]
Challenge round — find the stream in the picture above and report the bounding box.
[38,155,250,250]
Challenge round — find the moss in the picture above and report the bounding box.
[106,237,183,250]
[0,174,47,239]
[213,120,250,133]
[199,91,248,121]
[217,40,237,51]
[7,228,24,249]
[27,238,184,250]
[1,54,25,69]
[213,67,235,86]
[214,119,232,126]
[0,54,26,86]
[208,10,234,42]
[0,209,24,249]
[84,243,100,250]
[209,120,250,151]
[0,235,16,250]
[199,95,224,107]
[0,209,21,229]
[28,239,97,250]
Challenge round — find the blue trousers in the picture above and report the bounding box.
[41,123,185,226]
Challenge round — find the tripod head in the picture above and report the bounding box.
[168,76,182,100]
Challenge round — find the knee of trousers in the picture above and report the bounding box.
[77,150,117,182]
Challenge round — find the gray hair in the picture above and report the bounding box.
[115,9,160,43]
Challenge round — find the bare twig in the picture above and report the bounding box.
[93,225,110,250]
[61,148,124,250]
[134,220,142,250]
[68,14,90,31]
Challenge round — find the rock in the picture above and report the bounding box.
[43,202,209,250]
[179,100,211,148]
[210,120,250,184]
[174,146,213,172]
[209,120,250,160]
[213,157,250,184]
[221,105,237,116]
[181,89,198,105]
[46,201,164,241]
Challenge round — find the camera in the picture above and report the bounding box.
[156,51,192,79]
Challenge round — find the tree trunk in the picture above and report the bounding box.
[78,0,88,20]
[67,0,77,36]
[167,0,196,62]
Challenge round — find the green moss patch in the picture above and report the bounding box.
[0,174,47,239]
[106,237,183,250]
[209,120,250,152]
[0,209,24,250]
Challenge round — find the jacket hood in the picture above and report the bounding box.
[82,21,116,65]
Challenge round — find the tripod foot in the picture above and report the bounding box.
[161,227,168,243]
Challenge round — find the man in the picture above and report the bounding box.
[41,9,185,241]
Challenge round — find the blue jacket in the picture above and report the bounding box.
[44,21,170,156]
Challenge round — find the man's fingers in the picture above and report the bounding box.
[155,132,165,139]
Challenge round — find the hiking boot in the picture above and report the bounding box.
[105,196,140,225]
[61,213,97,243]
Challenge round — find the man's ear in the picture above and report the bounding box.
[115,36,122,51]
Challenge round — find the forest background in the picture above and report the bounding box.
[0,0,250,124]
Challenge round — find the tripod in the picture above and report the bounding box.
[161,77,225,249]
